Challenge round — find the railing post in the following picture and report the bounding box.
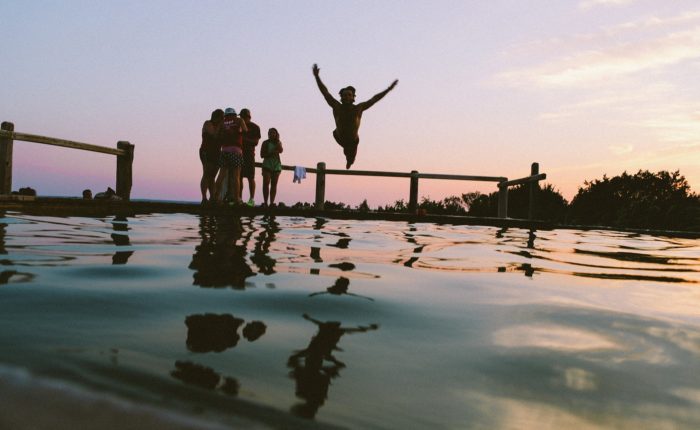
[116,141,134,201]
[497,181,508,218]
[408,170,419,212]
[528,162,539,220]
[315,162,326,210]
[0,122,14,195]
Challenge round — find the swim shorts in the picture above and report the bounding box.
[219,151,243,169]
[241,150,255,178]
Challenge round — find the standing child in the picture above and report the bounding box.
[260,128,283,207]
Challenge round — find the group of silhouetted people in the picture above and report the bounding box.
[199,64,398,206]
[200,108,283,207]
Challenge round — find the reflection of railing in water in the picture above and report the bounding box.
[0,121,134,200]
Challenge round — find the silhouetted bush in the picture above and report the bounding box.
[291,200,349,210]
[467,183,568,222]
[377,199,408,212]
[376,196,468,215]
[569,170,699,230]
[356,199,370,212]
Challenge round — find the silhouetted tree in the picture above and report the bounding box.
[569,170,699,230]
[467,183,568,222]
[356,199,370,212]
[377,196,469,215]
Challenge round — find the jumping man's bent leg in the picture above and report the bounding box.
[333,130,359,169]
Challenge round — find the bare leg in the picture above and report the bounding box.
[232,166,242,203]
[249,177,256,201]
[200,168,208,202]
[207,165,218,200]
[343,145,358,169]
[227,170,235,201]
[214,167,229,202]
[270,172,280,205]
[262,170,271,205]
[202,163,218,202]
[333,130,359,169]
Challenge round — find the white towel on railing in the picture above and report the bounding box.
[293,166,307,183]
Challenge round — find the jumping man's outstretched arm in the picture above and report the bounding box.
[359,79,398,111]
[312,64,340,108]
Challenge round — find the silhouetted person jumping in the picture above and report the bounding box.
[312,64,398,169]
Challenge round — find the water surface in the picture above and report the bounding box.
[0,212,699,429]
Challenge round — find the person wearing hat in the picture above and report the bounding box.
[312,63,398,169]
[214,107,248,205]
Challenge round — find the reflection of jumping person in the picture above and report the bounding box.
[309,277,374,301]
[312,64,398,169]
[287,313,378,419]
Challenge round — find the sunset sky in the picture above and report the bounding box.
[2,0,699,206]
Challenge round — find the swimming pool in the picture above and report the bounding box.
[0,212,699,429]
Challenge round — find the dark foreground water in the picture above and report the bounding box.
[0,212,699,429]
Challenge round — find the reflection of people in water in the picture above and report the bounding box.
[185,313,244,353]
[189,215,255,289]
[309,277,374,301]
[111,216,133,265]
[175,315,266,396]
[250,215,280,275]
[242,321,267,341]
[171,361,240,396]
[184,314,267,351]
[287,314,378,419]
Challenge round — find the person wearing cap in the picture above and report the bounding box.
[312,63,398,169]
[200,108,224,204]
[213,107,248,205]
[238,108,261,207]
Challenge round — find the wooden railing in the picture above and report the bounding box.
[0,122,134,200]
[1,121,546,218]
[258,161,546,219]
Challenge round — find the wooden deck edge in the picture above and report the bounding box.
[0,197,697,238]
[0,194,37,201]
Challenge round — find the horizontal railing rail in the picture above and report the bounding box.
[0,130,126,156]
[0,122,134,200]
[499,173,546,188]
[255,163,506,182]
